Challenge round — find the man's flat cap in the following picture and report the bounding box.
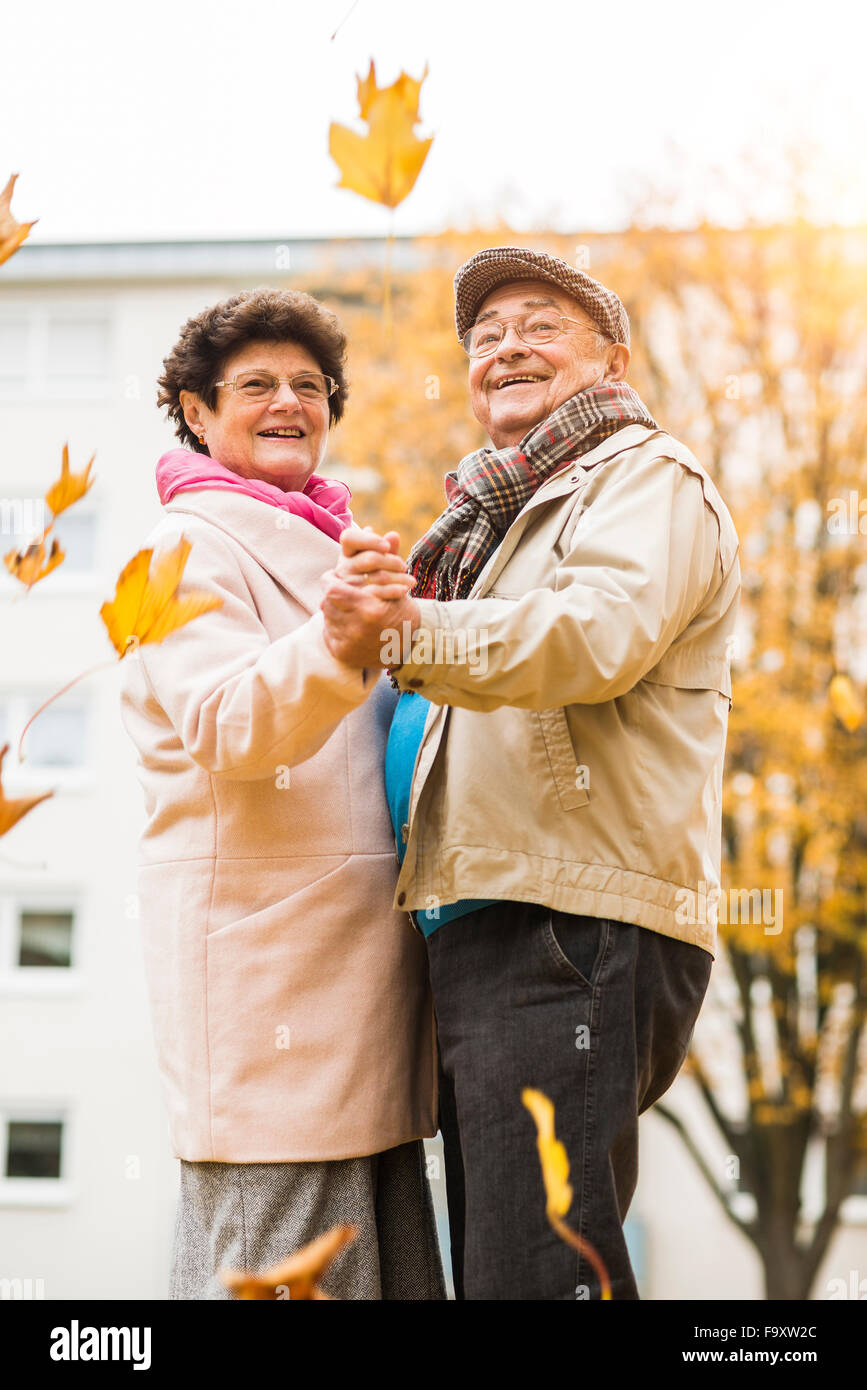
[454,245,630,348]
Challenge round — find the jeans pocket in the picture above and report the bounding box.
[542,911,610,989]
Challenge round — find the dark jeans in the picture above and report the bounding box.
[425,901,712,1301]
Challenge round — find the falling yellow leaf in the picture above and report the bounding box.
[220,1224,357,1300]
[329,61,433,209]
[4,535,65,590]
[0,743,53,838]
[829,674,863,732]
[100,538,223,657]
[522,1087,612,1299]
[522,1087,573,1218]
[0,174,37,267]
[45,443,96,517]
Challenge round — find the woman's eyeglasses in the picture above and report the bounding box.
[215,370,338,402]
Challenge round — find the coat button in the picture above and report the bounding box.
[401,822,409,843]
[397,892,406,906]
[408,678,424,688]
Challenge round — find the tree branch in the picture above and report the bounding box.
[653,1103,758,1244]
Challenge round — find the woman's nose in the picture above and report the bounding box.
[268,384,302,410]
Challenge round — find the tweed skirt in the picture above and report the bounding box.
[169,1138,446,1300]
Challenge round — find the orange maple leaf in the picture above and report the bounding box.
[3,535,65,590]
[100,537,223,657]
[329,61,432,209]
[0,174,37,267]
[45,443,96,518]
[0,743,53,838]
[220,1224,358,1300]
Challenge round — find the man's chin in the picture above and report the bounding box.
[488,407,542,446]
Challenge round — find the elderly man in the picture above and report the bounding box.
[321,247,741,1301]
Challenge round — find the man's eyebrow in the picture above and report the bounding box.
[474,296,560,323]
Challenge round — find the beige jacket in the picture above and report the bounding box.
[392,424,741,956]
[119,489,436,1162]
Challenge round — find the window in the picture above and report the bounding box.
[25,704,88,770]
[0,1109,72,1206]
[0,693,89,775]
[49,510,98,574]
[6,1120,63,1178]
[0,303,114,399]
[0,495,99,581]
[0,317,28,385]
[0,893,81,992]
[17,911,74,967]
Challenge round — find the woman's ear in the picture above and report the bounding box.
[603,343,630,383]
[179,389,207,439]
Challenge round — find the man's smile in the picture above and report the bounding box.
[490,372,550,391]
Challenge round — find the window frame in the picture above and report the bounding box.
[0,690,92,789]
[0,299,116,402]
[0,888,84,995]
[0,492,102,596]
[0,1104,74,1207]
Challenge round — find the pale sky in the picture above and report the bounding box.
[3,0,867,244]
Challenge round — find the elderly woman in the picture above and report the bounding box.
[118,288,442,1301]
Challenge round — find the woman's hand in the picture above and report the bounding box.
[322,525,416,601]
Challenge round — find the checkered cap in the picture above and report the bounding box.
[454,246,630,348]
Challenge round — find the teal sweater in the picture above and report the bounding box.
[384,691,497,937]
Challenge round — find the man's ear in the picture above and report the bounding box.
[603,343,630,383]
[179,389,207,437]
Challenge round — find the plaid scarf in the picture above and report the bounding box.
[408,383,657,602]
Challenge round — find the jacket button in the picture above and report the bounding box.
[397,892,406,906]
[408,678,424,688]
[401,823,409,843]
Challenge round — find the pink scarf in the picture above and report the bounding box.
[155,448,354,542]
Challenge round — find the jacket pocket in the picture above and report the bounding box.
[643,647,732,705]
[537,708,590,811]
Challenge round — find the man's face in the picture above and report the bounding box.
[467,279,624,448]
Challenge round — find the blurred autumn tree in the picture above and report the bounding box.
[300,214,867,1299]
[611,218,867,1300]
[308,229,497,540]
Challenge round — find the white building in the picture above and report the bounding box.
[0,238,864,1301]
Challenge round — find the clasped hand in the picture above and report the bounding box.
[320,526,420,669]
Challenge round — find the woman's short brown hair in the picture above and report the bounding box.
[157,287,348,452]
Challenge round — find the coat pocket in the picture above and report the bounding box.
[537,707,590,811]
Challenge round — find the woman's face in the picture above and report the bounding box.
[181,339,332,491]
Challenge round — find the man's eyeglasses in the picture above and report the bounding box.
[462,311,609,359]
[215,370,339,402]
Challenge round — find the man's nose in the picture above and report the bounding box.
[494,324,530,359]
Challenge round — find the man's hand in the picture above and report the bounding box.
[321,526,421,669]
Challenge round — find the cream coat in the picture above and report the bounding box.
[119,488,436,1162]
[391,425,742,956]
